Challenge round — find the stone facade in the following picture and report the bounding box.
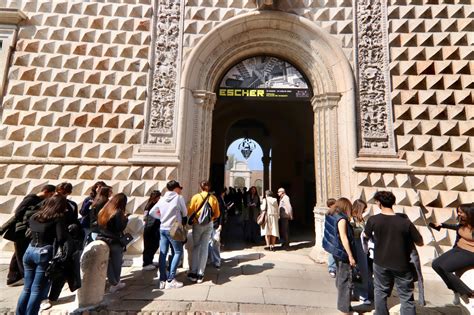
[0,0,471,267]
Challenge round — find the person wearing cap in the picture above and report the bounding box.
[150,180,187,289]
[187,180,220,284]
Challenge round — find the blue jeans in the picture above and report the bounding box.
[191,222,213,276]
[328,254,336,273]
[159,230,183,281]
[373,263,415,315]
[16,244,53,315]
[208,229,221,267]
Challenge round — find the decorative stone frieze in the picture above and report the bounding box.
[147,0,182,145]
[355,0,396,156]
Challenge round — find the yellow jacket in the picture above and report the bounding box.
[188,191,220,224]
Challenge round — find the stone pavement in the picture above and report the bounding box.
[0,241,469,314]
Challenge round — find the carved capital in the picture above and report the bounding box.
[192,90,216,110]
[356,0,396,156]
[311,93,341,111]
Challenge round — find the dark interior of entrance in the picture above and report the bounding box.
[210,99,316,235]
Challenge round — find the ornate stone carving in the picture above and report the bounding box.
[256,0,278,10]
[147,0,181,145]
[356,0,395,155]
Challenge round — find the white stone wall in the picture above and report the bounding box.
[0,0,177,254]
[356,0,473,265]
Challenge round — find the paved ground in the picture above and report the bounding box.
[0,239,469,314]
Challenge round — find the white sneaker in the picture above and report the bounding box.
[142,264,157,271]
[40,300,52,310]
[109,282,126,293]
[165,279,183,289]
[158,281,166,289]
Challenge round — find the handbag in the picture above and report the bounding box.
[0,215,17,241]
[257,198,268,228]
[170,219,187,242]
[119,233,133,247]
[257,211,267,227]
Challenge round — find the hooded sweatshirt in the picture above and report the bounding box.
[149,191,187,231]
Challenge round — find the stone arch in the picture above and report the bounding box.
[178,10,357,214]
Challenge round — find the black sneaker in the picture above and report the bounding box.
[196,274,204,284]
[187,273,197,282]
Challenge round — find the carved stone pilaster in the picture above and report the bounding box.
[355,0,396,157]
[312,93,341,206]
[189,91,216,188]
[146,0,182,145]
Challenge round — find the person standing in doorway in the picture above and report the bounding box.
[363,191,424,315]
[3,185,56,287]
[187,180,220,284]
[277,188,292,249]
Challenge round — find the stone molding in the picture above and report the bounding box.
[0,8,26,108]
[355,0,396,157]
[0,8,26,25]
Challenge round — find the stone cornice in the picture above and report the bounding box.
[0,8,27,25]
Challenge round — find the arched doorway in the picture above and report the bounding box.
[210,56,316,231]
[178,10,357,260]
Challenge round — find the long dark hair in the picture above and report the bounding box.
[144,190,161,212]
[98,193,127,228]
[459,203,474,228]
[32,195,67,223]
[89,181,106,199]
[91,186,112,210]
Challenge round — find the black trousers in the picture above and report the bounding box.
[142,220,161,266]
[432,247,474,296]
[279,218,289,246]
[7,238,30,284]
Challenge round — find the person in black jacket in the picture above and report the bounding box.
[79,181,106,229]
[142,190,161,270]
[16,195,67,315]
[97,193,129,293]
[3,184,55,287]
[41,183,84,310]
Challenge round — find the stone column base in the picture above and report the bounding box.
[309,206,329,264]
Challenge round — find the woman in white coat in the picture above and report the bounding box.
[260,190,279,251]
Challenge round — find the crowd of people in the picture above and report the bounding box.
[323,191,473,315]
[1,179,471,315]
[0,179,295,314]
